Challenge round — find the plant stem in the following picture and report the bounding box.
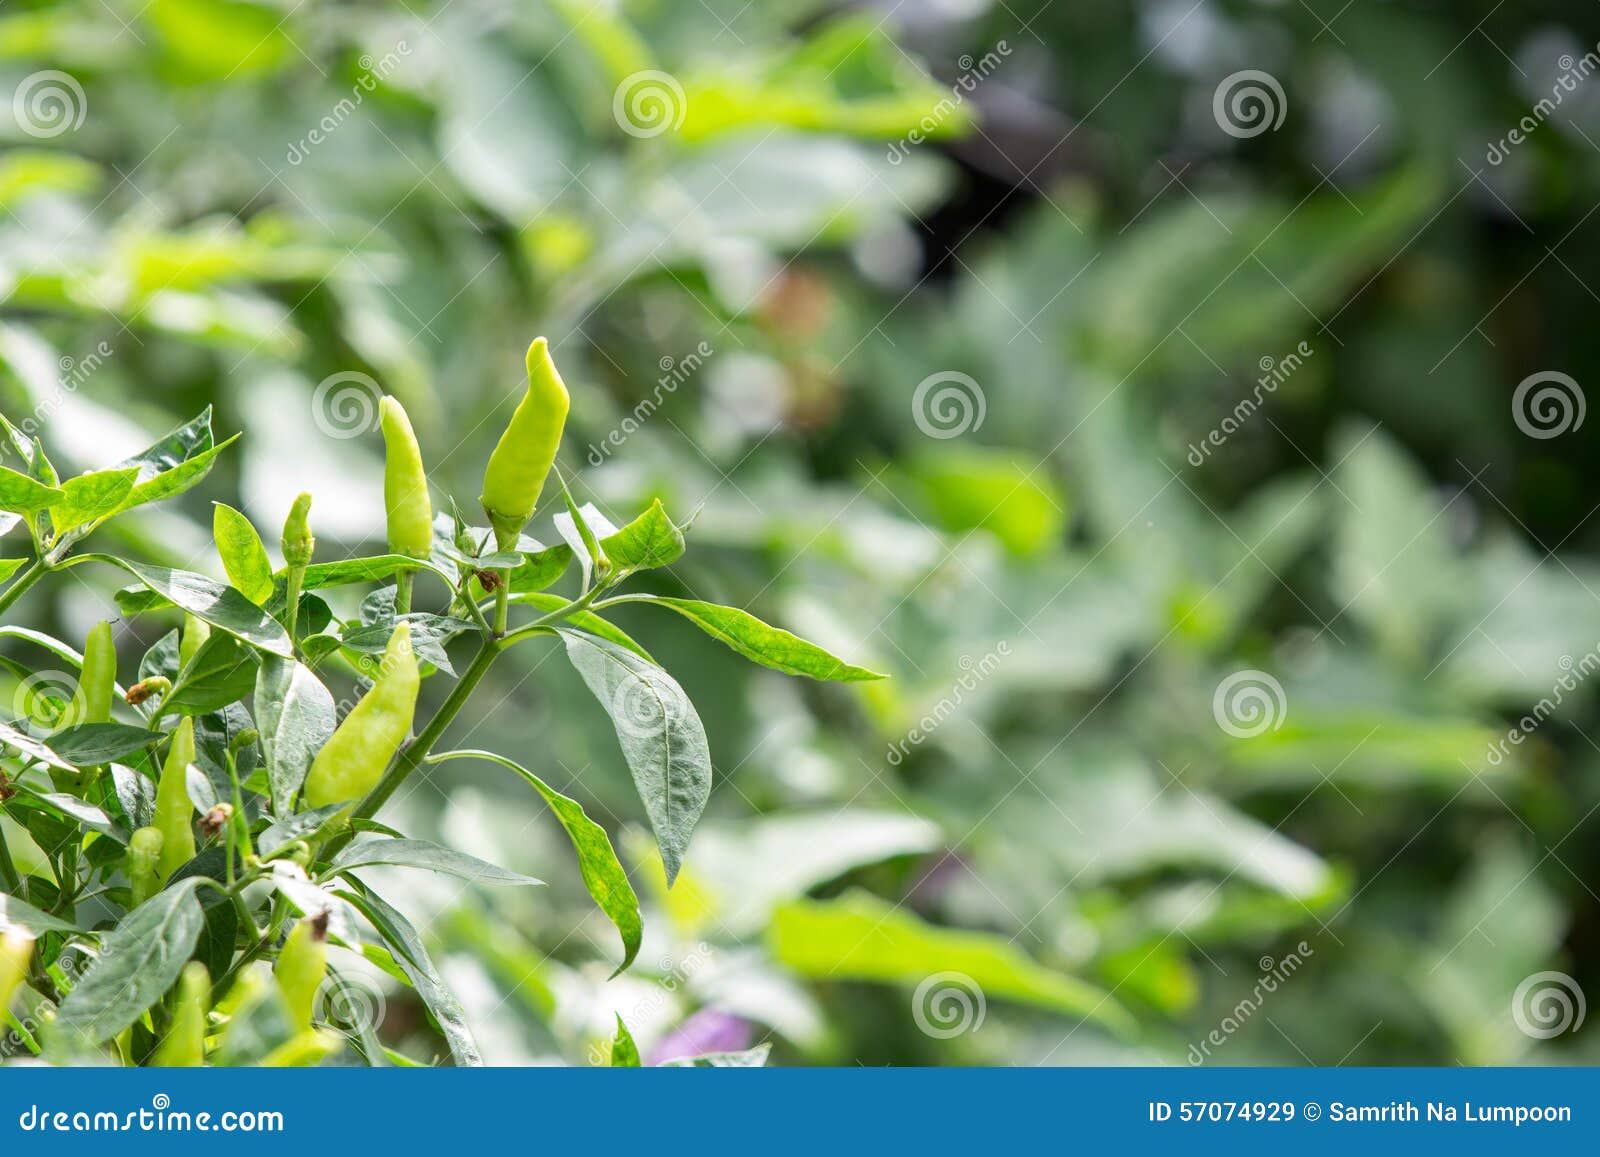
[231,889,261,942]
[283,564,306,643]
[498,584,605,649]
[0,559,47,618]
[395,570,414,616]
[493,583,509,637]
[346,640,502,826]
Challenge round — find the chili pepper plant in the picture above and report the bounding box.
[0,338,882,1066]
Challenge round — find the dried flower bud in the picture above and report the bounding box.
[200,802,234,838]
[125,676,171,706]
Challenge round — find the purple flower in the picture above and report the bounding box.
[647,1008,754,1066]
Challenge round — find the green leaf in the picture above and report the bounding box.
[0,559,25,583]
[616,595,885,681]
[507,543,572,593]
[257,803,348,856]
[560,630,709,886]
[19,789,123,840]
[254,657,335,816]
[510,592,654,661]
[165,632,260,715]
[213,502,274,605]
[340,614,474,677]
[170,849,240,979]
[600,498,684,571]
[0,466,62,514]
[108,408,232,514]
[0,413,36,464]
[54,878,206,1044]
[0,720,75,771]
[94,557,292,657]
[553,491,614,589]
[117,406,215,475]
[110,762,156,830]
[117,435,240,514]
[338,887,482,1066]
[48,467,139,533]
[610,1014,641,1067]
[0,891,86,935]
[44,723,155,765]
[331,836,543,887]
[289,554,455,592]
[768,891,1135,1036]
[267,865,364,947]
[428,749,642,974]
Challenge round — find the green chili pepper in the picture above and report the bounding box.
[0,930,32,1016]
[153,961,209,1067]
[261,1028,342,1067]
[178,613,209,670]
[281,491,315,568]
[379,396,433,561]
[80,620,116,724]
[154,717,196,879]
[302,622,419,808]
[274,914,328,1030]
[127,825,164,905]
[480,337,570,545]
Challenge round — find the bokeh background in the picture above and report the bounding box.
[5,0,1600,1065]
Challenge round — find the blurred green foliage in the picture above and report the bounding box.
[5,0,1600,1065]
